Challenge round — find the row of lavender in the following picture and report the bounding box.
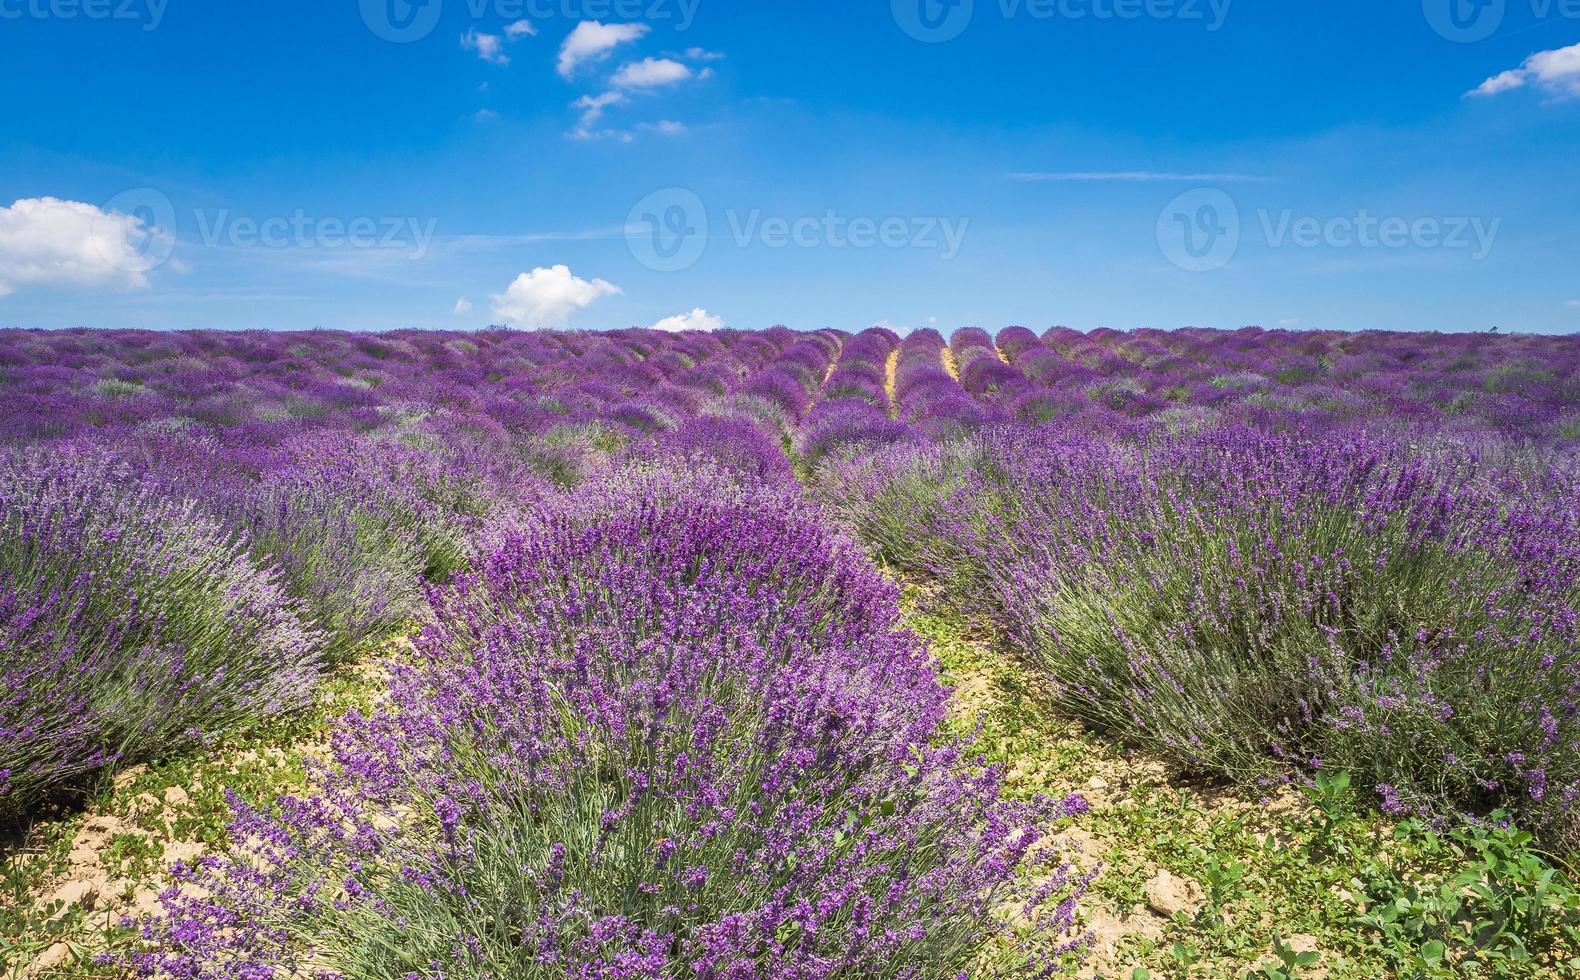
[125,467,1089,977]
[822,327,1580,836]
[1,326,814,820]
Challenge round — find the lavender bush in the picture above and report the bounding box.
[0,447,319,819]
[125,469,1089,978]
[832,424,1580,828]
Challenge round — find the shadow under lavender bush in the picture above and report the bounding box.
[125,467,1090,979]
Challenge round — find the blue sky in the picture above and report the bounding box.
[1,0,1578,333]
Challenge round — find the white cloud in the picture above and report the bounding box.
[870,319,913,336]
[569,90,630,139]
[454,297,474,316]
[572,90,625,125]
[1278,317,1301,326]
[490,264,620,328]
[638,120,689,136]
[684,47,725,61]
[652,307,723,332]
[1009,171,1273,183]
[557,20,649,78]
[471,108,499,122]
[462,29,509,65]
[1470,42,1580,100]
[505,19,536,39]
[0,196,172,296]
[1569,299,1580,308]
[612,57,694,89]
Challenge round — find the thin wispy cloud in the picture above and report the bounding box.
[441,228,628,251]
[1009,171,1275,183]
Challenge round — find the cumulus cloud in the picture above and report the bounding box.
[454,297,474,316]
[490,264,620,328]
[652,307,723,332]
[504,19,536,39]
[0,196,173,296]
[557,20,649,78]
[1470,42,1580,100]
[612,57,695,89]
[684,47,725,61]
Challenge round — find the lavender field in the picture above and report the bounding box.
[4,325,1580,978]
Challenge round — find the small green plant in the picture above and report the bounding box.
[1244,934,1321,979]
[102,832,165,880]
[1301,769,1354,856]
[1196,852,1247,928]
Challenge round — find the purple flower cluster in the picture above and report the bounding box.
[124,469,1088,977]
